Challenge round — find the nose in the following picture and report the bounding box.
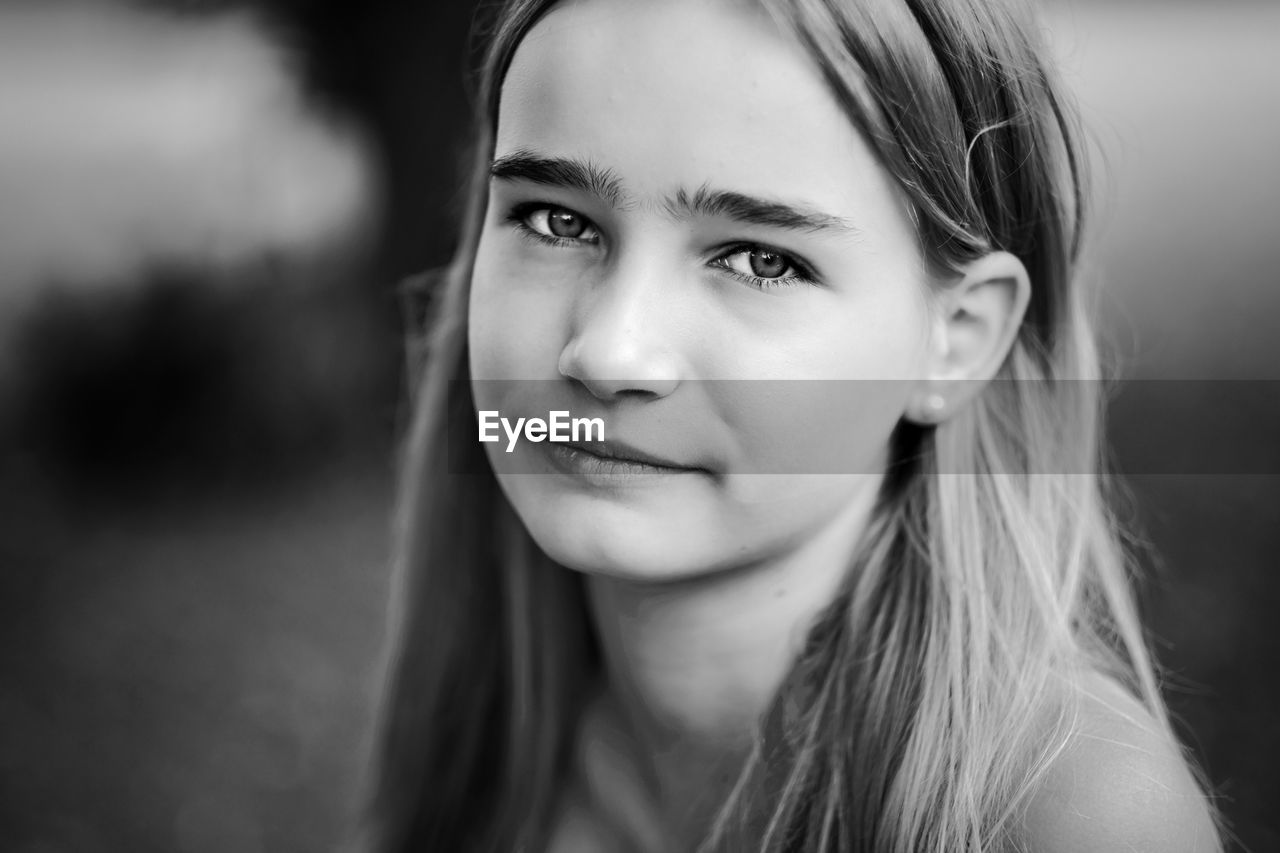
[557,253,685,401]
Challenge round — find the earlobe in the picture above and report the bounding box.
[905,251,1031,425]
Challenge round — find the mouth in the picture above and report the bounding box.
[546,439,710,478]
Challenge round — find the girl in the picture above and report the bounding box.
[364,0,1222,850]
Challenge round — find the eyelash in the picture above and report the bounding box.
[503,202,818,290]
[711,243,817,290]
[506,202,601,249]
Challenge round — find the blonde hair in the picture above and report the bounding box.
[362,0,1207,850]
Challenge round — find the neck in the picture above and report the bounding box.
[581,480,878,846]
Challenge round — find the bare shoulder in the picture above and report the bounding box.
[1018,672,1222,853]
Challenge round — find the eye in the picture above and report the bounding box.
[508,203,601,246]
[713,244,815,288]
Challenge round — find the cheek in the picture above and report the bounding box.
[468,233,570,382]
[712,379,909,476]
[802,284,934,380]
[710,288,930,474]
[703,380,906,563]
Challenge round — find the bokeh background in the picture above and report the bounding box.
[1,1,1276,851]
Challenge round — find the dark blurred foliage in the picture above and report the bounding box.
[1,2,478,850]
[8,264,385,499]
[1,2,1277,852]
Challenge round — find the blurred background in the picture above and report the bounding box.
[0,0,1276,851]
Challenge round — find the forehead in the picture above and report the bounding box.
[497,0,908,231]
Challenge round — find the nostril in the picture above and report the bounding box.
[564,373,673,403]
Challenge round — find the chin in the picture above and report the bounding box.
[499,478,730,582]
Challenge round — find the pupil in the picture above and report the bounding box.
[548,209,584,238]
[749,249,787,278]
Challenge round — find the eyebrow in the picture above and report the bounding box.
[489,151,861,238]
[490,150,627,209]
[666,185,862,237]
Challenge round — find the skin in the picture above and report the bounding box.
[1019,673,1224,853]
[468,0,938,835]
[461,0,1219,850]
[468,0,1030,582]
[470,0,932,584]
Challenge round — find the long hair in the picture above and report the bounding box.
[362,0,1191,850]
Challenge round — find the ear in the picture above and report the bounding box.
[905,251,1031,425]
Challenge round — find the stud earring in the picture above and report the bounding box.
[924,393,946,418]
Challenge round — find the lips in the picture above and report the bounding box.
[559,438,706,472]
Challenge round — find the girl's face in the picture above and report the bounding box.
[469,0,937,580]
